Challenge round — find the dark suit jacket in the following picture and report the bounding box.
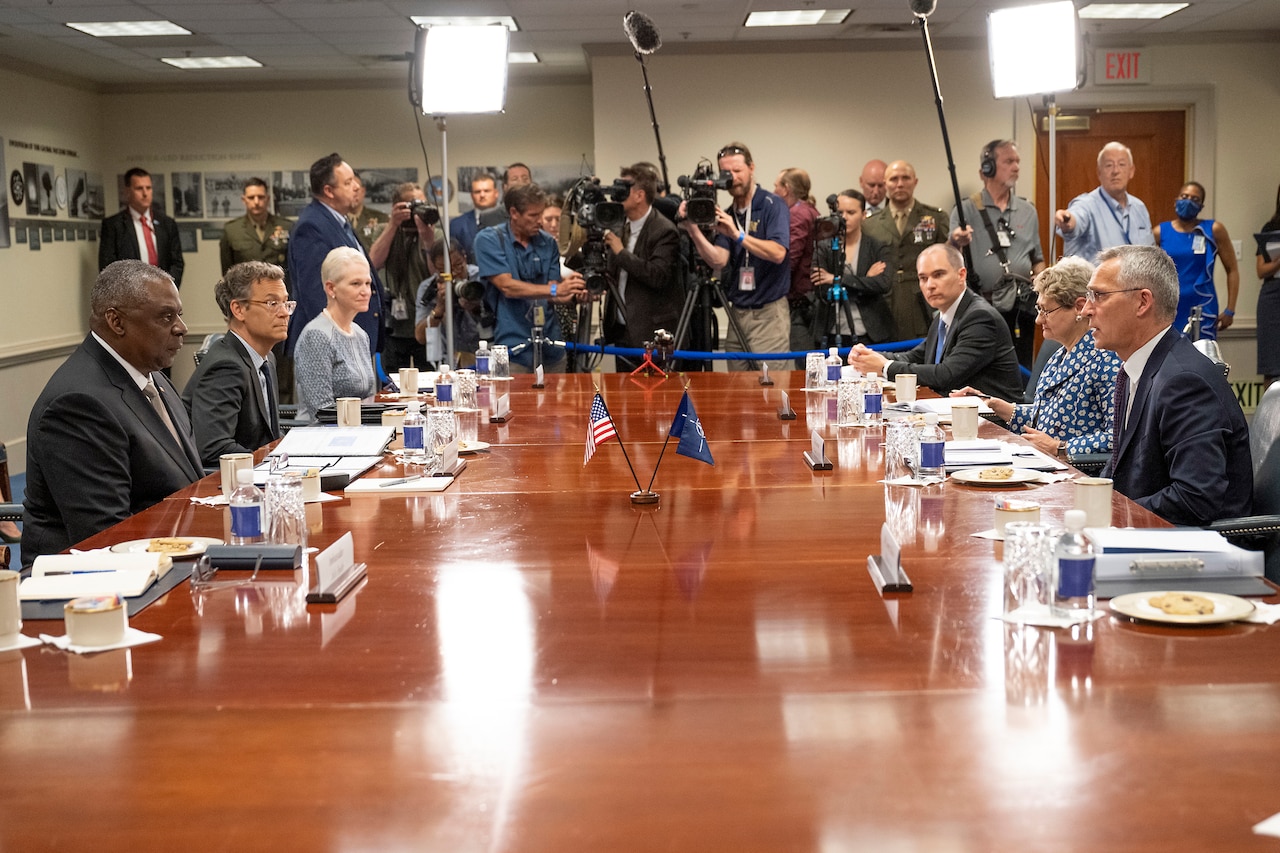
[603,211,682,349]
[286,198,386,357]
[884,289,1024,401]
[1103,329,1252,526]
[811,232,894,343]
[22,335,203,567]
[181,332,281,467]
[862,200,948,340]
[98,207,185,286]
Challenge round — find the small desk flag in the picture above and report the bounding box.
[670,391,714,465]
[584,392,618,464]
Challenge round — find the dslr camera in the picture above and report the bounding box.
[406,199,440,227]
[676,163,732,229]
[567,177,632,294]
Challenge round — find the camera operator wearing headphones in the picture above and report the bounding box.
[949,139,1045,369]
[680,142,791,371]
[475,183,587,373]
[602,163,681,372]
[370,181,438,373]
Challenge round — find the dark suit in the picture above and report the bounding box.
[882,289,1024,401]
[181,333,281,467]
[286,198,385,358]
[603,211,682,355]
[98,207,185,286]
[862,200,948,340]
[1103,329,1252,526]
[22,335,202,568]
[449,206,506,261]
[811,233,894,343]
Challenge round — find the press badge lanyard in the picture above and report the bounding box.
[1100,188,1132,244]
[733,189,755,292]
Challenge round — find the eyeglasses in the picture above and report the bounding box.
[1035,303,1067,318]
[717,146,748,160]
[1085,287,1145,304]
[240,298,297,315]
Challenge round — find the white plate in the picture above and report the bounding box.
[1109,590,1255,625]
[950,467,1041,486]
[459,441,491,454]
[109,536,223,558]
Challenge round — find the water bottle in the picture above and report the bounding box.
[435,363,454,408]
[475,341,491,377]
[402,400,426,466]
[1053,509,1096,616]
[862,372,883,426]
[916,412,945,479]
[825,347,842,387]
[229,469,264,545]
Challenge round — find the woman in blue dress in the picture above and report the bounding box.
[955,257,1121,458]
[1154,181,1240,340]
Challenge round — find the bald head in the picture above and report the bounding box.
[885,160,919,208]
[860,159,887,207]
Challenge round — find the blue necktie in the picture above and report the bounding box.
[342,218,359,249]
[934,320,948,364]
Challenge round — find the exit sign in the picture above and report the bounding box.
[1096,48,1150,85]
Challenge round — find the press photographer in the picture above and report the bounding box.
[416,242,491,368]
[371,181,440,372]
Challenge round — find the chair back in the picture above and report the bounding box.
[1250,380,1280,516]
[194,332,225,366]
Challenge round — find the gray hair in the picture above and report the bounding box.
[918,242,965,273]
[91,260,173,322]
[1034,257,1095,308]
[1096,244,1179,319]
[215,261,285,320]
[321,246,368,286]
[1097,141,1134,168]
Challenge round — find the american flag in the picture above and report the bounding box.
[584,392,617,465]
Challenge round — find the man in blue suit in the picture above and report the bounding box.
[1089,244,1251,526]
[448,171,503,262]
[286,153,385,358]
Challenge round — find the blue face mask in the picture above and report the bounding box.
[1175,197,1203,220]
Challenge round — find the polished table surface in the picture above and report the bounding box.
[3,371,1279,851]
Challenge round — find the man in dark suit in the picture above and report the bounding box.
[848,244,1023,401]
[862,160,948,340]
[602,163,681,371]
[286,152,386,359]
[809,189,892,347]
[98,167,184,287]
[182,261,289,467]
[22,261,202,568]
[1089,245,1251,526]
[448,172,503,262]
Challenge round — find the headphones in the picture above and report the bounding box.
[980,139,1004,179]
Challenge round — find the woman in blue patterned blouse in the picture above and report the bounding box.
[955,257,1121,458]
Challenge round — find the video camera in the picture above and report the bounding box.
[676,163,732,229]
[566,177,632,294]
[813,193,843,244]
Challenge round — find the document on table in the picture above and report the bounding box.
[253,456,383,484]
[267,426,395,458]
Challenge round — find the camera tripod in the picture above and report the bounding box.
[809,283,863,350]
[566,280,626,373]
[670,231,757,372]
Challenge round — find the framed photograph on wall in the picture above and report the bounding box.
[272,170,310,217]
[171,171,203,218]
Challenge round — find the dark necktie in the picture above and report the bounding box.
[141,215,159,266]
[261,361,280,437]
[934,320,948,364]
[342,218,359,249]
[143,378,181,445]
[1110,369,1129,457]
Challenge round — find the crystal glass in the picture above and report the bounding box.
[265,472,307,548]
[490,345,510,380]
[836,377,863,427]
[454,369,478,409]
[883,420,913,480]
[1002,522,1055,614]
[426,408,457,471]
[804,352,826,391]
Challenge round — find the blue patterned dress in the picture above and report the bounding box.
[1007,329,1121,455]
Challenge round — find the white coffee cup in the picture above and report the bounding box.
[896,373,917,404]
[336,397,362,427]
[1075,477,1114,528]
[381,408,407,436]
[398,367,419,396]
[951,399,980,441]
[219,452,254,499]
[0,570,21,647]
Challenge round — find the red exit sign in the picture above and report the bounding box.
[1095,48,1151,85]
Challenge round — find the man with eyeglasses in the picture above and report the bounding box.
[22,261,202,568]
[949,139,1046,369]
[1085,244,1251,526]
[1054,141,1154,262]
[681,141,792,371]
[183,261,291,466]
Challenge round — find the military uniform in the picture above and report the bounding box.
[349,205,390,254]
[219,213,293,274]
[862,200,948,340]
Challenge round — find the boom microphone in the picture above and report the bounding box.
[826,193,839,209]
[623,11,663,55]
[909,0,937,18]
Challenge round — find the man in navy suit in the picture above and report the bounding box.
[1088,245,1252,525]
[182,261,288,466]
[98,167,184,287]
[448,172,503,262]
[286,153,386,358]
[22,261,203,567]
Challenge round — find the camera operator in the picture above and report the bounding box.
[680,141,791,371]
[370,181,438,373]
[809,189,892,346]
[475,183,587,373]
[602,163,681,372]
[415,242,489,368]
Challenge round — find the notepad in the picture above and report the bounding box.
[20,554,164,601]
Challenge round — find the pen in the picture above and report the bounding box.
[378,475,423,488]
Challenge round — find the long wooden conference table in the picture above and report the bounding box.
[3,370,1279,851]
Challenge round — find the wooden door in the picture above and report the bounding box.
[1032,109,1187,260]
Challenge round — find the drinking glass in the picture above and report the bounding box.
[804,352,826,391]
[491,345,510,380]
[1002,522,1055,614]
[265,472,307,548]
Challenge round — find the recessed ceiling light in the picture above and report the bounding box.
[744,9,850,27]
[66,20,192,37]
[162,56,262,70]
[508,52,539,64]
[1078,3,1188,20]
[409,16,519,32]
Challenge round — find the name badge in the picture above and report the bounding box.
[391,297,408,320]
[1193,234,1206,255]
[739,267,755,292]
[997,230,1013,248]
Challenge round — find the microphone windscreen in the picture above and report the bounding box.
[909,0,937,17]
[826,194,839,209]
[623,11,663,55]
